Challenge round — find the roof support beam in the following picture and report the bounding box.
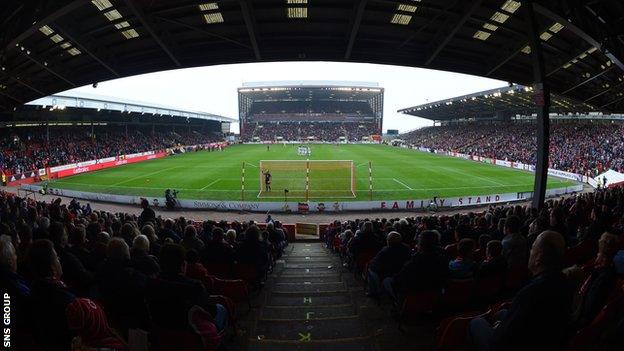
[533,3,624,72]
[424,0,483,66]
[123,0,181,67]
[561,66,615,95]
[0,90,23,104]
[238,0,261,60]
[525,0,550,211]
[154,16,251,50]
[546,46,594,77]
[10,77,45,95]
[584,81,624,102]
[4,0,86,53]
[398,0,460,49]
[22,53,76,88]
[53,24,119,77]
[345,0,367,60]
[601,95,624,109]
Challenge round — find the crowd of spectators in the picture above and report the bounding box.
[325,187,624,350]
[0,191,288,350]
[401,121,624,176]
[0,126,223,176]
[241,121,378,142]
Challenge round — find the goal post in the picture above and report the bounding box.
[258,160,356,199]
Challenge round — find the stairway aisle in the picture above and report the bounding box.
[248,242,377,351]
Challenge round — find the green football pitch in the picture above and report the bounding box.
[45,144,575,202]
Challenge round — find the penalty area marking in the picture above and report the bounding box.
[393,178,413,190]
[200,178,221,191]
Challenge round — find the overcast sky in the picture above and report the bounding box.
[63,61,506,133]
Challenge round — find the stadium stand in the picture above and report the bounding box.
[239,82,383,142]
[0,125,223,177]
[401,121,624,177]
[2,185,624,350]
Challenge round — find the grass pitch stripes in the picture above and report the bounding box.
[45,144,575,202]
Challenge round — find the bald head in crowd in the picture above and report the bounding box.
[528,230,566,275]
[386,231,402,246]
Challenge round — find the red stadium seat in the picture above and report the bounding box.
[475,274,505,303]
[505,267,529,292]
[332,236,343,252]
[152,327,205,351]
[233,263,262,284]
[564,240,598,267]
[440,279,475,311]
[564,292,624,351]
[204,263,233,279]
[213,278,251,310]
[436,311,488,351]
[353,250,377,278]
[398,290,441,329]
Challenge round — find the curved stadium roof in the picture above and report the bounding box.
[398,84,602,121]
[0,0,623,114]
[241,80,380,89]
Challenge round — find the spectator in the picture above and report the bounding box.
[449,238,477,279]
[501,215,528,270]
[182,224,205,252]
[28,239,76,351]
[138,199,156,227]
[201,227,234,265]
[68,224,95,271]
[476,240,507,280]
[367,231,411,299]
[146,243,227,332]
[160,219,181,243]
[141,224,161,256]
[235,225,269,283]
[96,238,149,332]
[469,231,573,351]
[49,221,93,294]
[0,235,30,333]
[130,234,160,278]
[66,298,127,350]
[575,232,619,327]
[386,230,448,302]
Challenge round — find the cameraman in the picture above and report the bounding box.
[165,189,179,210]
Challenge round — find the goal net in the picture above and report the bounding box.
[258,160,356,199]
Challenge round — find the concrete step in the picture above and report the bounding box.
[274,275,343,284]
[260,304,357,321]
[253,316,368,341]
[248,338,375,351]
[281,266,338,275]
[267,292,352,307]
[285,256,335,263]
[284,263,338,269]
[272,282,347,294]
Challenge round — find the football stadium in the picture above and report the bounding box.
[1,1,624,351]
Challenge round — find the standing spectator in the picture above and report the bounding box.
[138,199,156,227]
